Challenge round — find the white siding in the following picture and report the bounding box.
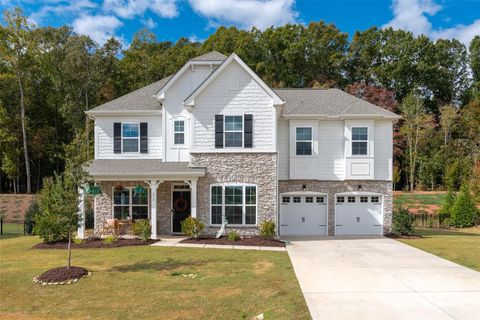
[277,119,289,179]
[192,61,276,151]
[95,115,162,159]
[374,120,393,180]
[318,121,345,180]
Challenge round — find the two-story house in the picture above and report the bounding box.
[77,51,400,239]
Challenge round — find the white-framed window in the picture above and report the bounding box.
[352,127,368,155]
[296,127,312,155]
[371,196,380,203]
[293,196,301,203]
[210,184,257,225]
[282,196,290,204]
[306,196,313,203]
[316,196,325,203]
[336,196,345,203]
[224,115,243,147]
[113,187,149,220]
[348,196,356,203]
[360,196,368,203]
[174,120,185,145]
[122,123,139,152]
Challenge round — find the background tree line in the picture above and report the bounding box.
[1,8,479,196]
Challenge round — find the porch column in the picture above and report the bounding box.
[147,180,162,240]
[191,179,197,218]
[77,186,85,239]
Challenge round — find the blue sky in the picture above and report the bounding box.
[2,0,479,47]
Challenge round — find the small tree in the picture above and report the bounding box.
[392,206,415,235]
[37,174,79,269]
[439,189,456,226]
[450,183,479,228]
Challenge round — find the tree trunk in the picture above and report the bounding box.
[67,229,72,269]
[18,75,31,194]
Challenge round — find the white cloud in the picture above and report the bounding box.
[384,0,480,45]
[188,0,298,30]
[29,0,98,25]
[141,18,157,29]
[103,0,178,19]
[72,14,124,45]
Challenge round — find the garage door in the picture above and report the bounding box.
[280,194,328,235]
[335,194,383,235]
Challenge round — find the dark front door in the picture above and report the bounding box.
[172,191,191,233]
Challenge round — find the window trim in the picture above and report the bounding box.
[112,187,149,220]
[121,122,140,153]
[224,115,244,148]
[173,120,185,145]
[351,126,369,156]
[295,126,313,156]
[210,183,257,226]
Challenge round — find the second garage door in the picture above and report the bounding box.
[335,194,383,235]
[280,194,328,236]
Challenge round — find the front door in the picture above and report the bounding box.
[172,191,191,233]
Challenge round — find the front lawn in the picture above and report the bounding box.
[398,227,480,271]
[393,191,447,214]
[0,237,309,320]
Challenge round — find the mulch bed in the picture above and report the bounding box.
[32,238,157,249]
[181,236,285,247]
[34,266,89,285]
[385,233,423,239]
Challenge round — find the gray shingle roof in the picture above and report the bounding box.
[274,88,400,118]
[86,160,205,177]
[87,75,172,113]
[190,51,227,61]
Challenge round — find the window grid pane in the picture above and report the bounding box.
[337,196,345,203]
[132,206,148,220]
[352,127,368,141]
[123,139,139,152]
[282,196,290,203]
[296,142,312,155]
[122,124,139,137]
[114,190,129,205]
[225,116,243,131]
[245,206,256,225]
[293,197,301,203]
[174,133,184,145]
[211,206,222,224]
[352,142,368,155]
[245,186,256,205]
[296,127,312,141]
[211,186,222,205]
[132,191,148,205]
[225,206,243,224]
[225,132,242,147]
[174,121,184,132]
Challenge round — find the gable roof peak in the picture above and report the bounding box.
[190,51,228,61]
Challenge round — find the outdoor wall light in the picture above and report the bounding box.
[302,184,307,191]
[358,185,362,191]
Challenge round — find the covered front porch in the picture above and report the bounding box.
[77,160,205,239]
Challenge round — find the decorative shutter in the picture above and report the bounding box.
[244,114,253,148]
[215,115,224,148]
[113,123,121,153]
[140,122,148,153]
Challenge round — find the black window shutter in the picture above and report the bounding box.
[113,122,121,153]
[215,115,223,148]
[140,122,148,153]
[244,114,253,148]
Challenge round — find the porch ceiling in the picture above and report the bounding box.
[85,159,205,180]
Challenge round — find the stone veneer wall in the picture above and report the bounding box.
[278,180,393,236]
[190,153,277,236]
[93,180,172,234]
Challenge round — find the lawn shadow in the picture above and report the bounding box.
[109,258,209,273]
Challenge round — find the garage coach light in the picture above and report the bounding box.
[302,185,306,191]
[358,185,362,191]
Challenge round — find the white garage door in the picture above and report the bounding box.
[335,194,383,235]
[280,195,328,235]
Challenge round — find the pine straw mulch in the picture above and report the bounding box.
[34,266,90,285]
[180,236,286,247]
[385,233,423,239]
[32,238,157,249]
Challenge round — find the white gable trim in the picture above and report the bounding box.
[183,53,285,107]
[154,60,223,101]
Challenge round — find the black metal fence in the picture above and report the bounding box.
[0,219,26,236]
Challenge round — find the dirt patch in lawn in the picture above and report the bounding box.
[385,233,423,239]
[32,238,156,249]
[181,236,285,247]
[37,266,88,283]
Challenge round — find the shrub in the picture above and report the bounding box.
[103,235,117,245]
[392,206,415,235]
[259,220,276,239]
[73,238,85,245]
[34,211,69,243]
[227,230,240,241]
[450,183,479,228]
[132,219,151,242]
[181,217,205,239]
[25,201,40,235]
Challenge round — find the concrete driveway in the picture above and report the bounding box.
[285,237,480,320]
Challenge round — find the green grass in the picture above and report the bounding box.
[393,192,447,213]
[0,237,309,320]
[399,227,480,271]
[0,223,25,238]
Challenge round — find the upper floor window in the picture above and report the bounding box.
[174,120,185,145]
[352,127,368,155]
[224,116,243,147]
[296,127,312,155]
[122,123,139,152]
